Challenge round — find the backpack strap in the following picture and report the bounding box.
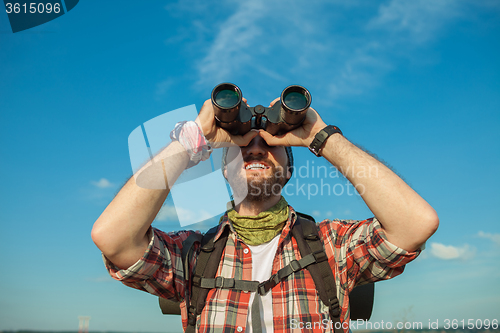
[159,232,203,315]
[186,213,342,332]
[182,232,204,281]
[159,212,375,329]
[196,247,320,295]
[186,224,230,333]
[292,212,344,333]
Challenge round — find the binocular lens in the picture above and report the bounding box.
[212,83,242,125]
[280,85,311,126]
[214,89,240,108]
[283,91,308,110]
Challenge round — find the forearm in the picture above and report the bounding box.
[91,94,258,269]
[91,141,189,269]
[257,102,438,250]
[320,134,439,251]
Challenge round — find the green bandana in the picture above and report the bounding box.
[227,197,289,246]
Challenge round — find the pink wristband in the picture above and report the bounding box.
[170,121,212,168]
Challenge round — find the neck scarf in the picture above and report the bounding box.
[227,197,289,246]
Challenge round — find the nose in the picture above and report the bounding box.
[243,136,267,158]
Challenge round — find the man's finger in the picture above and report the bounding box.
[269,97,280,107]
[259,130,289,146]
[242,97,250,107]
[233,129,259,146]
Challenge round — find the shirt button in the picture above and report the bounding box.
[237,326,243,332]
[243,248,249,254]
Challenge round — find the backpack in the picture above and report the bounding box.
[158,213,375,332]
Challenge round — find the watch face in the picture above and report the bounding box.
[308,146,320,156]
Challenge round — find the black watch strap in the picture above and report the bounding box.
[308,125,342,157]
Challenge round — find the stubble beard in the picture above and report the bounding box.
[230,164,287,203]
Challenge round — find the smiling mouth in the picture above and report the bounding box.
[245,163,270,170]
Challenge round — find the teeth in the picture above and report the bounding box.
[245,163,267,170]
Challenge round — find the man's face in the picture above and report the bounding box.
[224,136,291,202]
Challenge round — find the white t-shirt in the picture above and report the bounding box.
[246,235,280,333]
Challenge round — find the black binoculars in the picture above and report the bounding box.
[211,83,311,135]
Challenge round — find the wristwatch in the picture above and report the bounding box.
[308,125,343,157]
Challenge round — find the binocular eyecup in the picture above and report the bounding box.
[211,83,311,136]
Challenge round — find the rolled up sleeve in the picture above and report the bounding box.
[102,227,194,300]
[321,217,421,289]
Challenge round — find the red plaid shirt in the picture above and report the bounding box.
[105,206,420,332]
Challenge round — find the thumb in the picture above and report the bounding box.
[259,130,289,146]
[232,129,259,146]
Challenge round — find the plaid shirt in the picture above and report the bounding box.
[105,206,420,332]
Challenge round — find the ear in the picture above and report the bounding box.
[286,166,292,180]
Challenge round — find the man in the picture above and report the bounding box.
[92,96,439,332]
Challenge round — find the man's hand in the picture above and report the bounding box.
[258,97,438,251]
[195,98,259,148]
[258,97,327,147]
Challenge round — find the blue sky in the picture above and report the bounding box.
[1,0,499,331]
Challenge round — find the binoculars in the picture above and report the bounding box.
[211,83,311,136]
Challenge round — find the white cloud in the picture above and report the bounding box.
[478,231,500,246]
[430,242,475,260]
[196,0,267,85]
[312,210,321,217]
[156,205,178,221]
[329,41,401,100]
[156,205,213,226]
[176,207,213,226]
[368,0,463,43]
[91,178,114,189]
[194,0,451,95]
[164,0,493,101]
